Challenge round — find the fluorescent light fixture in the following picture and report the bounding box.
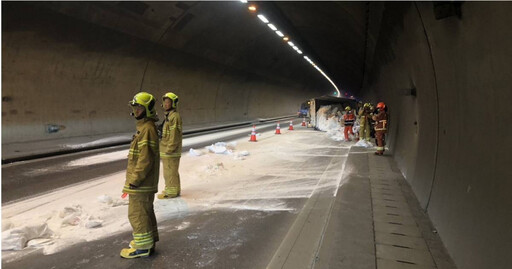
[257,14,269,23]
[248,5,257,11]
[275,31,284,37]
[267,24,277,31]
[293,46,299,50]
[240,0,248,3]
[287,41,295,47]
[297,50,303,54]
[283,36,289,41]
[313,66,340,97]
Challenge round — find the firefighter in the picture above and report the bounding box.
[373,102,388,155]
[158,92,182,199]
[342,106,355,141]
[358,103,372,141]
[369,104,376,139]
[121,92,160,259]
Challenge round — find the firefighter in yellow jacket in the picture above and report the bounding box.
[358,103,372,141]
[158,92,182,199]
[120,92,160,259]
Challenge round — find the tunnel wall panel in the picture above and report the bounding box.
[363,2,438,209]
[2,3,322,144]
[363,2,512,269]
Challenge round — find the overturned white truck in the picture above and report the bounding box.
[308,95,357,130]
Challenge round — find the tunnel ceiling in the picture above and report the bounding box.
[13,1,368,97]
[265,1,368,96]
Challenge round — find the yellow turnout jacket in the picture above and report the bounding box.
[160,110,182,158]
[123,117,160,194]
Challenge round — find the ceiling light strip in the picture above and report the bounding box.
[249,5,341,96]
[257,14,269,23]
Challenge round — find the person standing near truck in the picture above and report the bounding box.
[342,106,355,141]
[373,102,388,155]
[358,103,372,141]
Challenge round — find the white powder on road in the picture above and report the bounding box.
[64,135,133,150]
[21,150,128,177]
[3,125,350,262]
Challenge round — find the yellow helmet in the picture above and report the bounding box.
[162,92,179,109]
[129,92,156,118]
[345,106,351,111]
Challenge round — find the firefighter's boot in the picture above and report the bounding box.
[120,247,151,259]
[157,193,179,199]
[157,186,180,199]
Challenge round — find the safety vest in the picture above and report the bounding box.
[343,113,355,126]
[160,110,183,158]
[123,118,160,194]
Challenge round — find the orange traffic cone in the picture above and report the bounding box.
[301,117,306,126]
[249,125,257,142]
[288,121,294,130]
[275,122,281,134]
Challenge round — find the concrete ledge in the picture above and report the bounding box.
[2,116,296,163]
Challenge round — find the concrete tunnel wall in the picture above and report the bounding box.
[2,2,326,144]
[362,2,512,269]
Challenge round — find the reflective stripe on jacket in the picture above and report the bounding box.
[123,118,160,194]
[160,110,183,158]
[374,110,388,132]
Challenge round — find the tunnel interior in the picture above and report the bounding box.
[2,2,511,268]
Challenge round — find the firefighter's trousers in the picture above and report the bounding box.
[128,194,158,249]
[344,126,354,141]
[162,157,181,197]
[376,131,386,153]
[359,122,371,141]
